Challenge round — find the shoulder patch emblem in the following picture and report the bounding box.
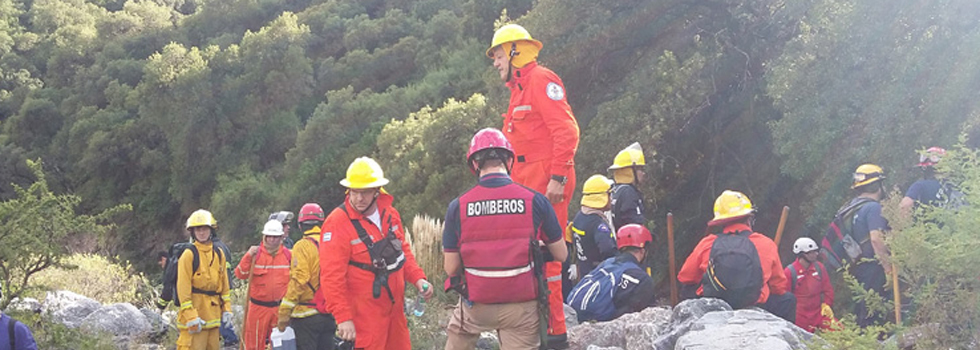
[322,232,332,242]
[546,82,564,101]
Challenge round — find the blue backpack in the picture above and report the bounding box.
[566,257,640,322]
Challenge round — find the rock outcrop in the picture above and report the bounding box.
[43,290,101,328]
[567,298,820,350]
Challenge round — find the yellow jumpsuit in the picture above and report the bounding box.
[176,240,232,350]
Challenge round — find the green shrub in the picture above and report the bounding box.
[31,253,155,306]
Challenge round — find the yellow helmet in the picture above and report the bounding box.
[581,175,614,208]
[486,24,543,62]
[608,142,645,170]
[711,190,755,222]
[852,164,885,189]
[340,157,390,189]
[186,209,217,230]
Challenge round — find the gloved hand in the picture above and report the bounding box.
[277,315,290,332]
[155,298,168,310]
[821,303,834,319]
[186,317,205,334]
[568,264,579,281]
[222,311,234,325]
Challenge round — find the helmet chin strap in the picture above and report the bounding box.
[505,42,517,83]
[352,191,380,215]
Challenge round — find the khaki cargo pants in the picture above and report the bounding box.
[445,299,540,350]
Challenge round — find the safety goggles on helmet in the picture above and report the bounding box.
[917,146,946,167]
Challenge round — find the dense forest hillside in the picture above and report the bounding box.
[2,0,980,300]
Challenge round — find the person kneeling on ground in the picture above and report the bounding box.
[567,224,656,322]
[677,190,796,322]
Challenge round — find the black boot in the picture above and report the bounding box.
[541,333,569,350]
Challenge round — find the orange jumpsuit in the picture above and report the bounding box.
[503,61,580,338]
[235,245,291,350]
[319,193,427,350]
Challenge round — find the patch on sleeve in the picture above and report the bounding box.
[546,82,564,101]
[322,232,332,242]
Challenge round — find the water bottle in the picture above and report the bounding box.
[270,326,297,350]
[412,282,429,317]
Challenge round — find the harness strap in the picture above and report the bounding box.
[341,206,397,303]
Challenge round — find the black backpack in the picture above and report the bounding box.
[701,230,764,309]
[820,198,873,270]
[159,242,223,306]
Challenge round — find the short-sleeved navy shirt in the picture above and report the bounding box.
[905,179,942,207]
[850,198,889,257]
[443,173,563,252]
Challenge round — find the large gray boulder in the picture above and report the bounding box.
[81,303,152,336]
[43,290,101,328]
[651,298,733,350]
[568,306,673,350]
[672,308,815,350]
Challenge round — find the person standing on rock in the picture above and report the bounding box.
[278,203,337,350]
[569,175,617,281]
[176,209,234,350]
[566,224,655,323]
[677,190,796,322]
[488,23,580,349]
[319,157,432,350]
[784,237,835,332]
[235,220,292,350]
[443,128,568,350]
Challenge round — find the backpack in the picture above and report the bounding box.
[160,242,223,305]
[820,198,873,270]
[938,182,967,210]
[566,257,640,322]
[701,230,763,309]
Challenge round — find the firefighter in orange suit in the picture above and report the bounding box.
[488,23,579,349]
[176,209,233,350]
[319,157,433,350]
[235,220,291,350]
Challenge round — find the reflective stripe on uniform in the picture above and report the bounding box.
[546,275,562,282]
[350,238,362,245]
[465,265,531,278]
[513,105,532,112]
[222,294,231,302]
[255,264,290,269]
[292,309,319,318]
[280,299,296,308]
[180,301,193,310]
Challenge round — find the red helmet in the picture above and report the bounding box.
[616,224,652,250]
[917,146,946,167]
[298,203,325,223]
[467,128,514,174]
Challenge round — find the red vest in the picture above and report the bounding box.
[459,182,538,304]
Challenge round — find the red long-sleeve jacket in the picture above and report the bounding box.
[503,61,580,192]
[677,222,789,304]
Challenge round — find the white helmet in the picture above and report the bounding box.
[793,237,818,254]
[262,220,285,236]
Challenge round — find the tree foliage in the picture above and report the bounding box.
[0,159,129,309]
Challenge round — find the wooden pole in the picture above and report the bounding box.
[892,266,902,325]
[667,212,678,307]
[773,206,790,246]
[240,248,258,350]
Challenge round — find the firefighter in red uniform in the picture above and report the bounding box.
[235,220,291,350]
[488,23,579,349]
[443,128,568,349]
[319,157,433,350]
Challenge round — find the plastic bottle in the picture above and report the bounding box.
[270,326,297,350]
[412,282,429,317]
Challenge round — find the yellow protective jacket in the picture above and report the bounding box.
[177,240,232,330]
[278,231,321,319]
